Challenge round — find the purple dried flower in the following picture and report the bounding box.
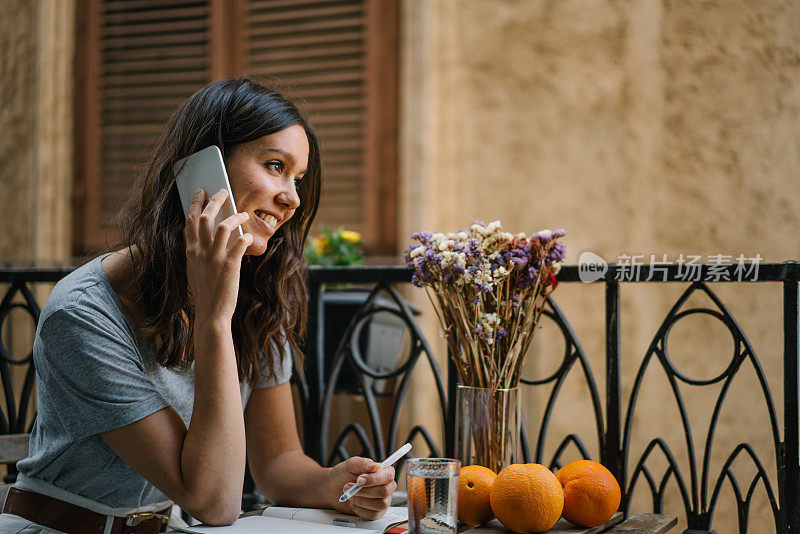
[411,231,433,245]
[466,239,482,258]
[492,252,513,270]
[547,242,566,262]
[402,243,416,266]
[423,249,441,264]
[414,257,432,282]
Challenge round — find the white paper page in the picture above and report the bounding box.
[261,506,408,531]
[176,515,381,534]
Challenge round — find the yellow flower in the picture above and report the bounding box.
[339,230,362,243]
[339,230,361,243]
[312,236,330,254]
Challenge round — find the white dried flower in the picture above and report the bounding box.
[485,220,503,235]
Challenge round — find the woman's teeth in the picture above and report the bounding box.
[256,211,278,227]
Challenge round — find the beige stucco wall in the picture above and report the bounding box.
[0,0,74,262]
[0,0,75,433]
[400,1,799,532]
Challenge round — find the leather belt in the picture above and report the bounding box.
[2,487,170,534]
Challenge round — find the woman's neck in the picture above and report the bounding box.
[101,246,147,328]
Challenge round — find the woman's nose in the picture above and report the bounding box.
[277,181,301,209]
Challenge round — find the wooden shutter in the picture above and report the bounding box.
[74,0,397,255]
[245,0,398,255]
[74,0,211,254]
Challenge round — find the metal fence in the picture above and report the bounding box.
[1,262,798,533]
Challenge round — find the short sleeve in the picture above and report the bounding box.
[254,336,294,388]
[35,307,170,440]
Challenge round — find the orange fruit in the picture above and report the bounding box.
[555,460,621,527]
[458,465,497,525]
[407,475,427,519]
[490,464,564,533]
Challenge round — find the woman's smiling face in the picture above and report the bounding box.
[224,124,309,256]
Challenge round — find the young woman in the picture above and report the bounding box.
[0,78,396,533]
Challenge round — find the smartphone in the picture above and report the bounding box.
[174,145,244,240]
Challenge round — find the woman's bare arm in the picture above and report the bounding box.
[102,189,253,525]
[244,383,397,519]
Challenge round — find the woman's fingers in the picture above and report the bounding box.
[344,480,396,499]
[184,189,206,244]
[349,498,391,519]
[229,231,254,259]
[355,466,395,489]
[344,457,380,477]
[341,461,396,520]
[212,212,250,255]
[198,189,229,247]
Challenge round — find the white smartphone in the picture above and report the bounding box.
[174,145,244,239]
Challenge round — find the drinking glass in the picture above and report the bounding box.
[406,458,461,534]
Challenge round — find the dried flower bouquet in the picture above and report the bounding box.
[403,221,566,390]
[404,221,565,470]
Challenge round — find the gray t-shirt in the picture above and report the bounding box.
[17,253,292,508]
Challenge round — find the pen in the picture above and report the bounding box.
[338,443,413,503]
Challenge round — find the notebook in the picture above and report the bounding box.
[175,506,408,534]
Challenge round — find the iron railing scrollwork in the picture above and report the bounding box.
[1,262,798,533]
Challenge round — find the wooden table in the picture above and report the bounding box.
[242,500,678,534]
[461,513,677,533]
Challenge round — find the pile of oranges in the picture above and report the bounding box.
[457,460,621,533]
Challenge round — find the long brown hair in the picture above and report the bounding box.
[116,77,321,384]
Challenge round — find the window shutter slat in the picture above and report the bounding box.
[103,0,202,12]
[93,0,210,251]
[247,0,367,239]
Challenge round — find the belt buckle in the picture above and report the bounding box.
[125,511,170,527]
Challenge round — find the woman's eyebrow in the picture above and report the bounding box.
[259,147,294,163]
[259,147,306,174]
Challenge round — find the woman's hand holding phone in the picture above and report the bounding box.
[184,188,253,324]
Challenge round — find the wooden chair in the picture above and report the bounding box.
[0,433,30,504]
[0,278,42,506]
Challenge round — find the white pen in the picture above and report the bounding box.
[338,443,413,503]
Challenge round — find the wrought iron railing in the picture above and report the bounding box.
[1,262,798,533]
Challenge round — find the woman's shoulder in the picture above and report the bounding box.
[39,253,127,332]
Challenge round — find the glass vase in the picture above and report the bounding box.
[454,385,521,473]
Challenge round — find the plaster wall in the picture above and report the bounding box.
[400,1,800,532]
[0,0,75,432]
[0,0,74,263]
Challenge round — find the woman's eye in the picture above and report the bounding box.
[265,160,283,173]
